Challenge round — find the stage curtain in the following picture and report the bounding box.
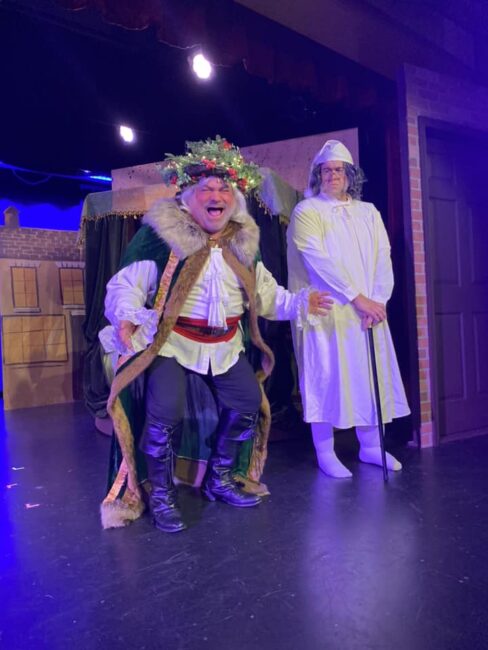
[248,194,303,430]
[83,214,140,416]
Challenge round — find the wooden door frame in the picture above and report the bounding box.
[418,116,488,444]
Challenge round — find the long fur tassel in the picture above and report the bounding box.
[100,497,145,530]
[247,370,272,483]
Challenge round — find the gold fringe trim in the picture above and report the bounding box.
[77,211,144,247]
[255,195,273,218]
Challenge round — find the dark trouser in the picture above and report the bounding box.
[140,353,262,456]
[140,353,262,513]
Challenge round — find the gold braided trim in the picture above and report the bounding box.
[101,397,145,529]
[153,251,179,314]
[115,251,180,371]
[109,396,141,497]
[219,247,274,483]
[103,458,128,504]
[221,247,275,378]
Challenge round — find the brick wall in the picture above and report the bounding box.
[0,227,83,261]
[399,64,488,447]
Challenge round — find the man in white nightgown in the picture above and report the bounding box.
[287,139,410,478]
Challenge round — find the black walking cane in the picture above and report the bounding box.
[367,326,389,482]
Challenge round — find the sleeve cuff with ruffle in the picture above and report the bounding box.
[99,308,159,355]
[294,287,322,330]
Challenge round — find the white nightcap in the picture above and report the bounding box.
[312,139,354,166]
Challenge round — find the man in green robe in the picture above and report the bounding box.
[99,137,331,533]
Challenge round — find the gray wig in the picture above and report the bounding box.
[305,162,366,199]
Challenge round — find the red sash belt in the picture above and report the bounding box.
[173,316,242,343]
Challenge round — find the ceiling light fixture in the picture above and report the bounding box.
[119,125,135,143]
[191,53,213,80]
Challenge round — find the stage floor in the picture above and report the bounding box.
[1,402,487,650]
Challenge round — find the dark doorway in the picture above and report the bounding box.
[420,120,488,442]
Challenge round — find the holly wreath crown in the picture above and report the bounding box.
[159,135,262,195]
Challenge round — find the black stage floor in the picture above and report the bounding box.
[1,402,487,650]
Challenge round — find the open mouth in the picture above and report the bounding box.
[206,207,225,217]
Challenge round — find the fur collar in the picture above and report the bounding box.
[143,198,260,267]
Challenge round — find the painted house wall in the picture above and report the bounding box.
[0,225,85,410]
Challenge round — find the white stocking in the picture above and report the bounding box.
[311,422,352,479]
[356,425,402,471]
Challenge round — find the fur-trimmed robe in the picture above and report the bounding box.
[101,199,275,529]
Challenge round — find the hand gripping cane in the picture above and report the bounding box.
[367,326,389,482]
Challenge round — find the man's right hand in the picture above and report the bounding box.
[308,290,333,316]
[351,294,386,325]
[118,320,136,351]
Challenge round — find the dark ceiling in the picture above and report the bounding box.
[1,0,393,177]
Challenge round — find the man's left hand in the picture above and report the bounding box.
[309,291,333,316]
[361,315,374,330]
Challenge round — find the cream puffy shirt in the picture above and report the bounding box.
[101,247,314,376]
